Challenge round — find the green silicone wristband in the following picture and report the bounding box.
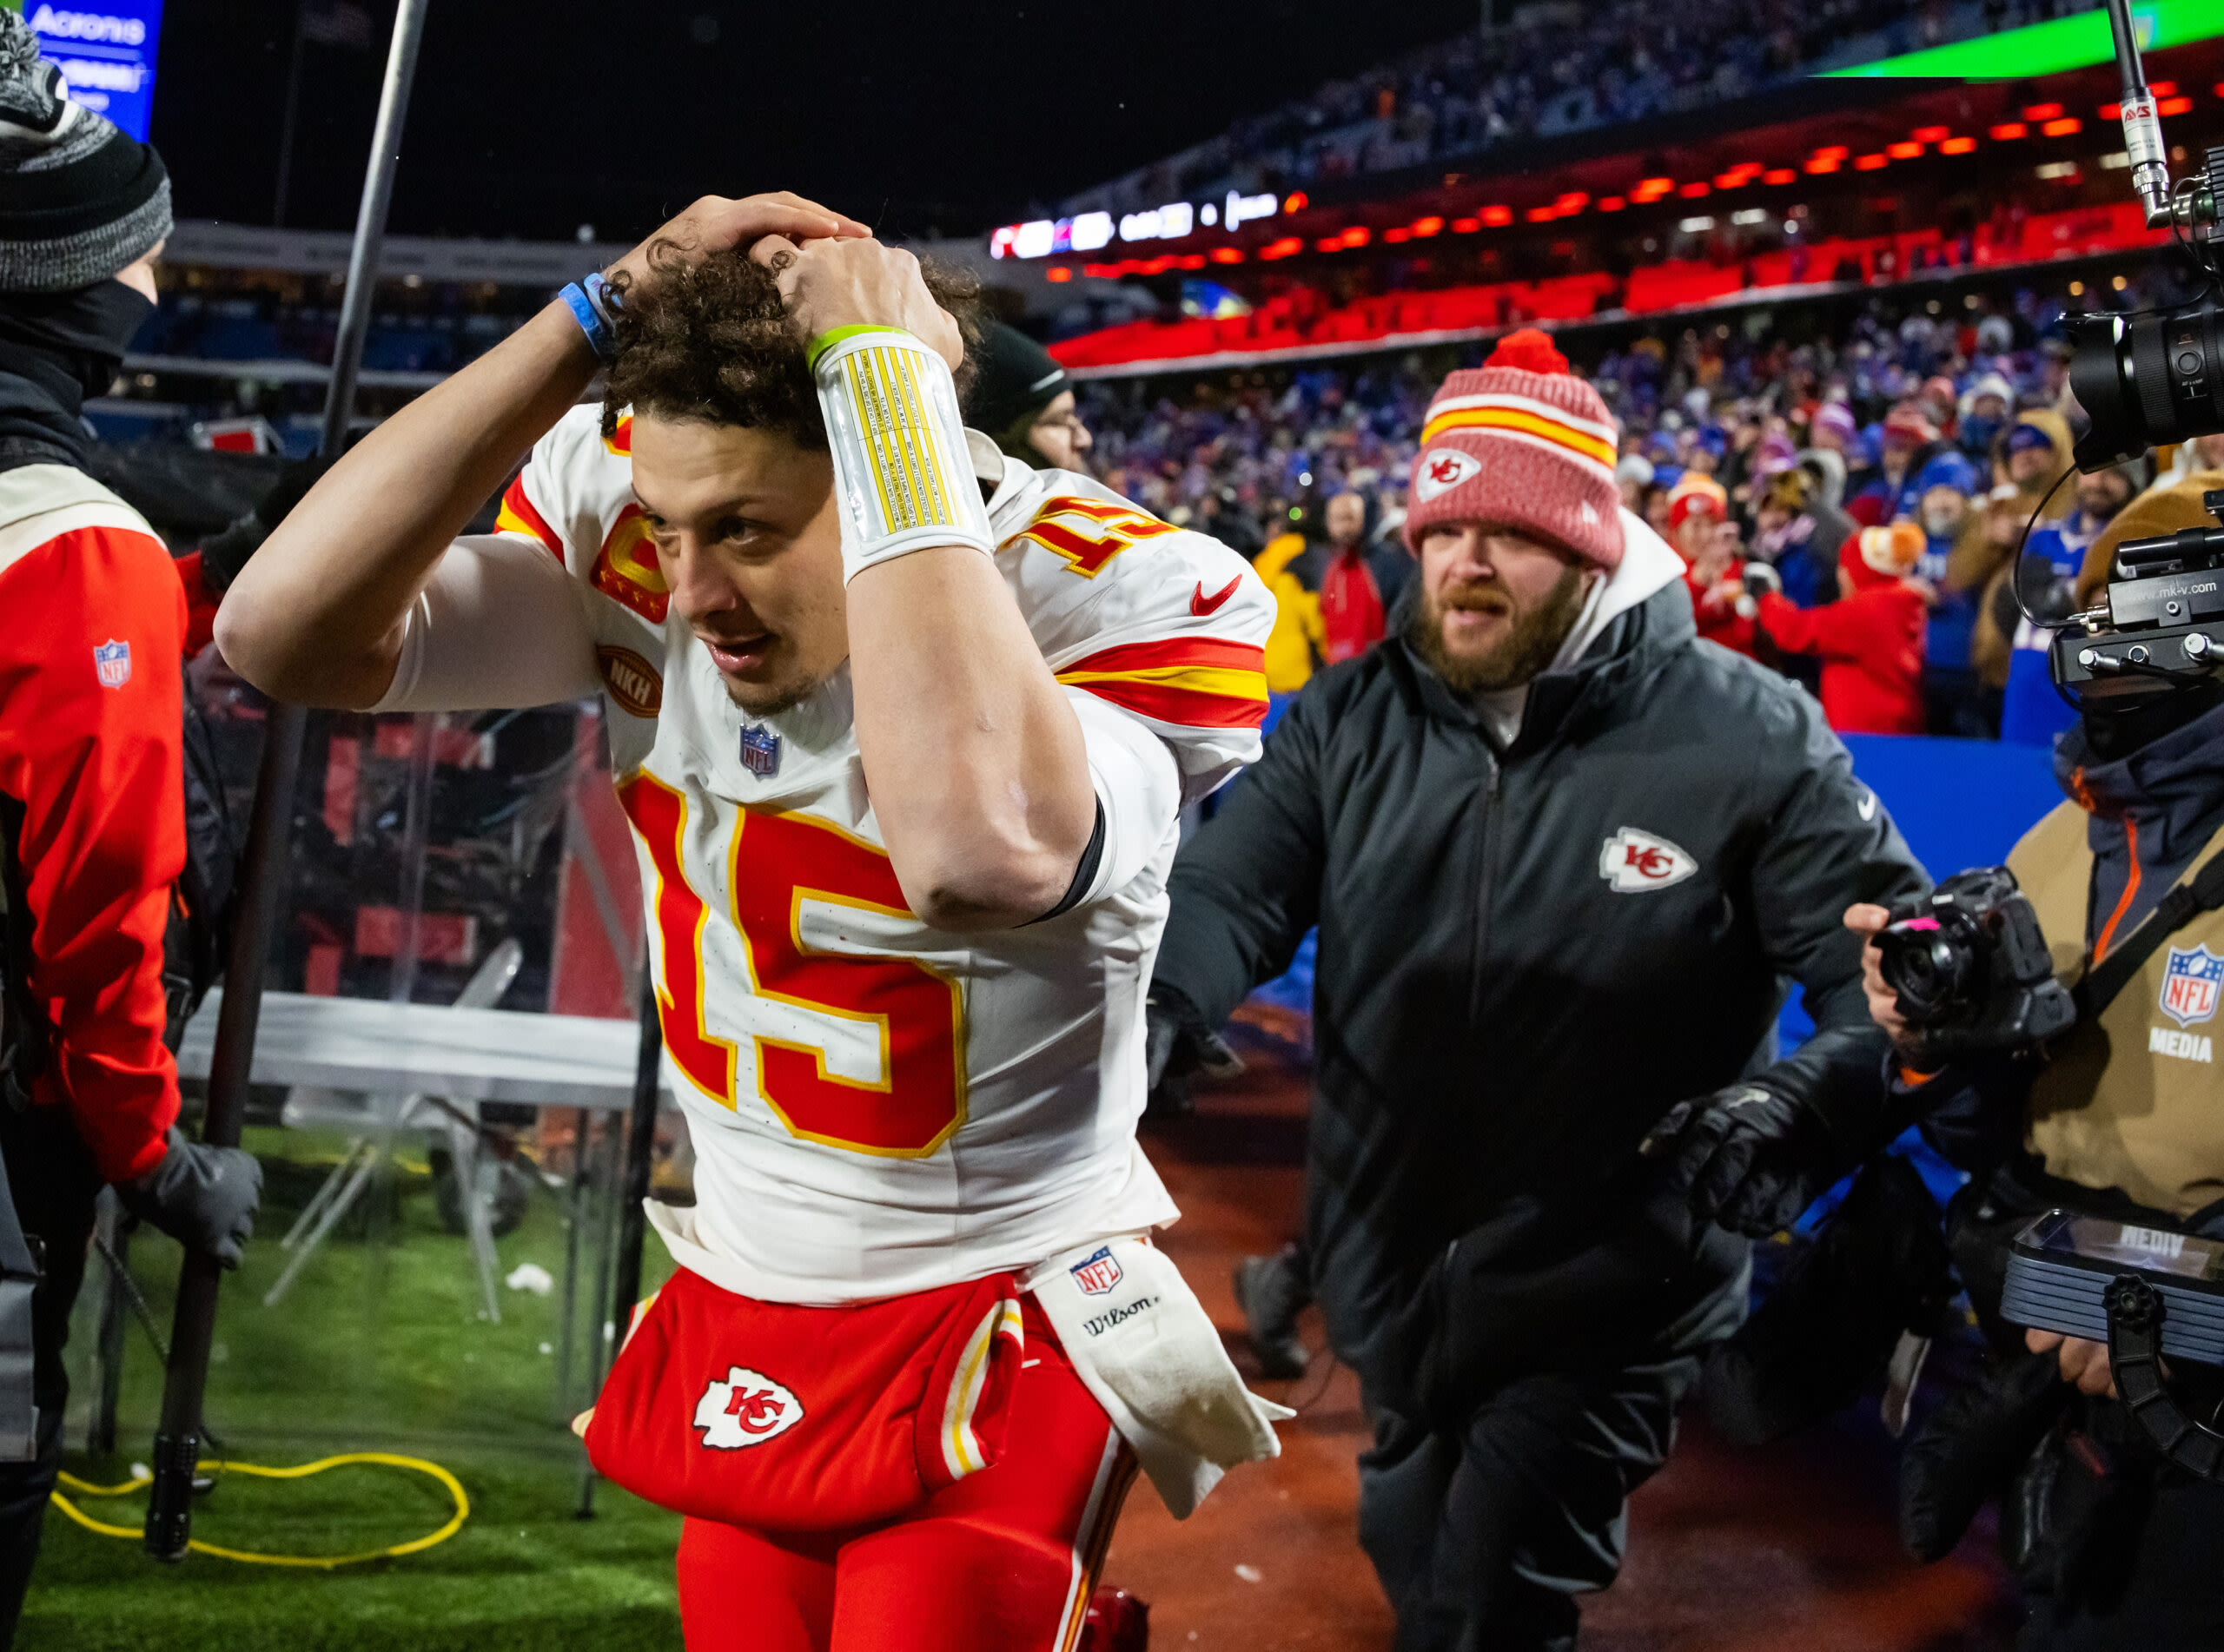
[805,323,917,373]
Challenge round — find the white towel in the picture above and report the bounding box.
[1023,1235,1294,1519]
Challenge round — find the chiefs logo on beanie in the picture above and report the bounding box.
[1403,329,1625,572]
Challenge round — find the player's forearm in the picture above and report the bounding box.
[215,302,597,706]
[848,547,1095,931]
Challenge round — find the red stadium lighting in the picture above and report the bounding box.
[2215,83,2224,99]
[1804,157,1841,174]
[1554,190,1589,208]
[2150,82,2178,96]
[1678,181,1711,197]
[1854,153,1889,170]
[2023,102,2062,121]
[1886,141,1923,159]
[1526,206,1558,221]
[1911,125,1950,142]
[1045,266,1072,282]
[1210,247,1244,263]
[1451,216,1482,233]
[1412,215,1445,236]
[1810,146,1850,162]
[1714,170,1746,188]
[1179,254,1207,268]
[2042,116,2082,136]
[1340,226,1370,247]
[1940,135,1977,154]
[1762,168,1797,184]
[1633,176,1674,198]
[1281,191,1309,214]
[1989,121,2029,139]
[1082,262,1118,278]
[2160,96,2193,116]
[1260,236,1302,260]
[1598,195,1627,211]
[1481,204,1513,225]
[1384,227,1411,242]
[1315,236,1343,252]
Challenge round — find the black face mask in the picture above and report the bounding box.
[0,279,153,470]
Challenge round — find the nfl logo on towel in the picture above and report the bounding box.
[2161,943,2224,1028]
[93,639,131,689]
[1069,1246,1123,1297]
[738,724,781,779]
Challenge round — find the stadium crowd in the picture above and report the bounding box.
[1054,0,2100,216]
[1077,267,2220,750]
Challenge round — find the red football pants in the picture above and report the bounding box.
[676,1298,1135,1652]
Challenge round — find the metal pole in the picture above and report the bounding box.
[271,0,308,228]
[575,978,664,1518]
[145,0,435,1563]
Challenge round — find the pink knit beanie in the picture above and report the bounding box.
[1402,329,1625,572]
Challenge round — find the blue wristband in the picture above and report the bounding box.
[560,274,619,362]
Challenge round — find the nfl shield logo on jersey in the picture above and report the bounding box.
[2160,943,2224,1028]
[738,724,782,779]
[1069,1246,1123,1297]
[93,639,131,689]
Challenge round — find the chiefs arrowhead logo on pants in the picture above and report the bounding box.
[694,1366,804,1450]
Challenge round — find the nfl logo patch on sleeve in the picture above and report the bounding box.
[93,639,131,689]
[2161,944,2223,1028]
[1069,1246,1124,1297]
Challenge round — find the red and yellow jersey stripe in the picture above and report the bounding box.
[1054,637,1268,730]
[603,415,633,458]
[495,475,565,562]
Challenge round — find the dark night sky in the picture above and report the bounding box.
[149,0,1485,244]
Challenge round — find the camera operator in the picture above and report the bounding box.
[1849,636,2224,1648]
[1148,330,1928,1651]
[0,23,260,1634]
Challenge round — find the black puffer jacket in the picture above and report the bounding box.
[1155,578,1929,1386]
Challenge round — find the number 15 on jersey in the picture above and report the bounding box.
[620,773,969,1159]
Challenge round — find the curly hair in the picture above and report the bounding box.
[601,245,980,447]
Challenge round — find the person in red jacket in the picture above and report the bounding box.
[1752,522,1928,736]
[1668,475,1758,658]
[0,23,259,1632]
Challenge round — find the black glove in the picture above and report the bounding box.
[196,453,334,594]
[1142,988,1243,1114]
[117,1127,262,1268]
[1642,1083,1834,1238]
[1741,559,1783,599]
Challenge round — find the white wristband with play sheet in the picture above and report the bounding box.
[811,326,995,584]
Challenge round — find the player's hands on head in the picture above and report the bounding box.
[606,192,870,302]
[752,235,965,373]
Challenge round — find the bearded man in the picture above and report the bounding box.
[1144,331,1928,1651]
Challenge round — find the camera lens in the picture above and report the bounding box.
[2068,297,2224,471]
[1880,922,1976,1021]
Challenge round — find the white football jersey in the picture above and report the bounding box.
[496,407,1275,1303]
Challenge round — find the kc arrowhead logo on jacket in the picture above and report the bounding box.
[692,1365,804,1449]
[1413,446,1481,502]
[1598,827,1698,893]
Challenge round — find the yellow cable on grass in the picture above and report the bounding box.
[49,1452,469,1568]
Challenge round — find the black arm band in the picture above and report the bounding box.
[1032,798,1107,924]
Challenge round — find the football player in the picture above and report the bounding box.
[215,194,1276,1652]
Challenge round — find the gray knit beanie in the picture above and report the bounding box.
[0,12,171,294]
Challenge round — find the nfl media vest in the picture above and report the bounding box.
[2011,802,2224,1218]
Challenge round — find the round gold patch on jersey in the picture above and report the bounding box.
[597,645,664,719]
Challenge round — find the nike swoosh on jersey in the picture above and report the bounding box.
[1191,576,1242,617]
[1857,790,1877,821]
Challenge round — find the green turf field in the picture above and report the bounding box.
[20,1123,685,1652]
